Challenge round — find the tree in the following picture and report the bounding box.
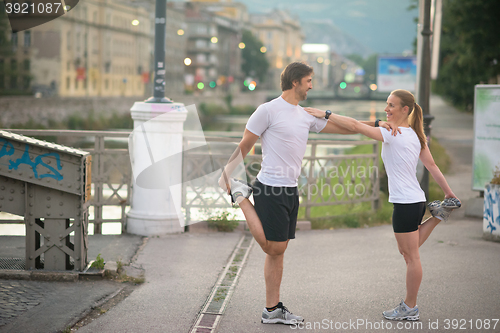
[346,53,378,83]
[434,0,500,111]
[0,2,12,56]
[240,30,269,83]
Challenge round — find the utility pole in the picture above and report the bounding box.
[146,0,172,103]
[418,0,434,199]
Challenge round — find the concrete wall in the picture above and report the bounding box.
[0,91,268,128]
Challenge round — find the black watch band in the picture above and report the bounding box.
[375,119,381,127]
[325,110,332,119]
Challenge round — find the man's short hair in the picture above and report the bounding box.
[280,62,313,91]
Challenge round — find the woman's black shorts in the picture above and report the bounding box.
[252,179,299,242]
[392,202,426,233]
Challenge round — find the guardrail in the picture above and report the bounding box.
[1,129,380,232]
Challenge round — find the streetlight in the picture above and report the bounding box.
[145,0,172,103]
[417,0,434,199]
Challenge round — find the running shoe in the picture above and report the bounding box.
[428,198,461,222]
[383,300,419,321]
[261,302,304,324]
[230,178,252,204]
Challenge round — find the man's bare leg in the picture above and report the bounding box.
[238,198,269,250]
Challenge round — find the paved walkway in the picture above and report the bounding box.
[1,96,499,333]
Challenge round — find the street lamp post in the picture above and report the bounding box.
[418,0,434,199]
[146,0,172,103]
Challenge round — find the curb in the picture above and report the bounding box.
[0,269,79,282]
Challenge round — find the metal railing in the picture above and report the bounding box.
[182,132,380,223]
[1,129,380,232]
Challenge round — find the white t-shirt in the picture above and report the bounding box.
[379,127,426,203]
[246,96,328,187]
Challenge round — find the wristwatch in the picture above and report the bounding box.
[325,110,332,119]
[375,119,381,127]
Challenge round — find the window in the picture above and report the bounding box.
[75,78,78,89]
[24,31,31,47]
[195,39,207,49]
[23,76,30,89]
[67,31,71,50]
[10,76,17,89]
[66,77,70,89]
[0,75,4,89]
[11,59,17,71]
[11,32,18,48]
[23,59,30,71]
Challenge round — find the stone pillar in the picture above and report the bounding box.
[126,102,187,236]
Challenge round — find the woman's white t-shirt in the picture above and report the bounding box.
[379,126,426,203]
[246,96,327,187]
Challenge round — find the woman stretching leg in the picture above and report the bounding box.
[305,89,460,320]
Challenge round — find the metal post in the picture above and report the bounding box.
[146,0,172,103]
[418,0,434,199]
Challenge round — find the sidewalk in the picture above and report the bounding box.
[1,95,498,333]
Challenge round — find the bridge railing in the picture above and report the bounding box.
[2,129,380,233]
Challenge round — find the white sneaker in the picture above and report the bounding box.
[230,178,252,204]
[428,198,461,222]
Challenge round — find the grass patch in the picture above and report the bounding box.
[309,192,393,230]
[428,137,452,202]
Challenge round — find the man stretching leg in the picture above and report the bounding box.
[219,61,390,324]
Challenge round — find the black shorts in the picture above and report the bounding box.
[252,179,299,242]
[392,202,426,233]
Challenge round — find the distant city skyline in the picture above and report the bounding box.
[172,0,418,56]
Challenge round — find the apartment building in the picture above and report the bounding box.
[251,9,304,90]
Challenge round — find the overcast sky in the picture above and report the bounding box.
[240,0,418,54]
[171,0,419,55]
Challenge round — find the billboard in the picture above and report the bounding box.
[377,56,417,93]
[472,85,500,191]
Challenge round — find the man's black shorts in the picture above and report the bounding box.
[253,179,299,242]
[392,202,426,233]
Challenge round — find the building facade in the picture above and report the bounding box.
[251,10,304,90]
[1,0,153,97]
[183,1,243,94]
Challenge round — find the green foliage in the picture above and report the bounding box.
[199,102,228,117]
[228,105,255,115]
[207,211,239,232]
[91,254,105,270]
[241,30,269,83]
[8,111,134,131]
[0,2,12,56]
[434,0,500,111]
[427,137,452,202]
[345,53,378,83]
[309,193,393,230]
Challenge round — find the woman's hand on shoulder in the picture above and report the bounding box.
[379,121,401,136]
[304,107,325,119]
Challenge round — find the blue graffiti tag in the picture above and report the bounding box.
[0,138,15,160]
[8,144,63,181]
[484,184,500,233]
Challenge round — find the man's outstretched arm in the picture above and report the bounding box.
[219,129,259,192]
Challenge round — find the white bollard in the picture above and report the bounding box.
[126,101,187,236]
